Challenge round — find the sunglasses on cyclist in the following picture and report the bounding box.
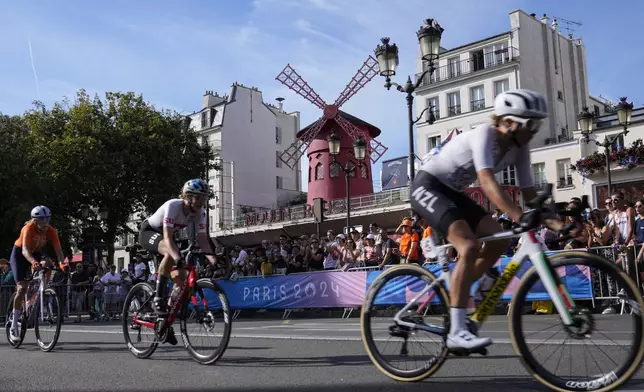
[504,115,542,133]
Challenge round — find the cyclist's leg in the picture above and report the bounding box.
[410,172,490,350]
[138,221,170,314]
[9,246,30,337]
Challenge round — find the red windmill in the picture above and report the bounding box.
[276,56,388,205]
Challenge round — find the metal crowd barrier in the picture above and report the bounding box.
[1,245,642,322]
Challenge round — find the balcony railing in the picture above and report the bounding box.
[447,105,462,117]
[471,99,486,111]
[557,177,574,188]
[416,47,519,87]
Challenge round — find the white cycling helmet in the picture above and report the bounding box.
[182,179,208,195]
[31,205,52,220]
[494,89,548,119]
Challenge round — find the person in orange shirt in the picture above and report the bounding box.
[8,205,64,341]
[397,218,420,264]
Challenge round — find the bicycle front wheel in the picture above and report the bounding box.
[34,288,62,352]
[509,250,644,392]
[180,278,232,365]
[360,264,450,382]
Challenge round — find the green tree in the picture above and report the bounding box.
[24,90,213,264]
[0,114,36,256]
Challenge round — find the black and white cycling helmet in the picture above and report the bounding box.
[494,89,548,119]
[31,205,52,220]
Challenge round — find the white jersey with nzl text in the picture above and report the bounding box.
[419,124,534,191]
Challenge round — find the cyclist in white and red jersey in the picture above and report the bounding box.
[139,179,217,344]
[411,89,553,352]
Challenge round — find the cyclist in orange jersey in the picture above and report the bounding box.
[9,206,64,341]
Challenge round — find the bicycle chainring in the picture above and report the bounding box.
[154,318,169,342]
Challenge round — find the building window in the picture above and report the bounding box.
[610,134,625,153]
[427,135,442,151]
[426,96,439,121]
[276,176,283,189]
[556,159,573,188]
[484,42,508,67]
[201,112,207,128]
[276,151,282,168]
[593,105,601,117]
[471,49,485,72]
[470,85,485,111]
[308,167,312,183]
[532,163,547,188]
[494,79,509,97]
[117,257,124,271]
[330,162,340,178]
[275,126,282,144]
[447,92,461,116]
[448,57,460,78]
[557,90,564,101]
[497,166,516,186]
[361,165,368,179]
[315,163,324,180]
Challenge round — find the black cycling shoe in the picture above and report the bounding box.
[164,327,178,345]
[153,296,169,316]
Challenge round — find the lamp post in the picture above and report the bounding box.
[327,131,367,231]
[578,97,634,196]
[374,18,443,183]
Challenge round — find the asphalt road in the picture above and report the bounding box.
[1,315,643,392]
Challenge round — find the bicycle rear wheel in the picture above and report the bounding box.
[5,292,27,348]
[360,264,450,382]
[180,279,232,365]
[122,282,158,359]
[509,250,644,392]
[34,288,62,352]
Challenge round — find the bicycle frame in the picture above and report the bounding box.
[393,228,577,335]
[132,251,208,329]
[24,269,50,325]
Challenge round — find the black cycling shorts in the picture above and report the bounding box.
[410,170,488,238]
[10,246,43,283]
[139,220,163,254]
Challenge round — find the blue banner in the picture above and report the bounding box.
[197,255,593,310]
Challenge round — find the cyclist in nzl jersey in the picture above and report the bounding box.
[410,89,553,351]
[9,206,64,341]
[138,179,217,345]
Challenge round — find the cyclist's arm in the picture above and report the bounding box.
[196,209,216,265]
[472,130,523,222]
[197,233,217,265]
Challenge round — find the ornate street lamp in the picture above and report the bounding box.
[375,18,444,184]
[327,132,366,231]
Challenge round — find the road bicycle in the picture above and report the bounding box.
[122,239,232,365]
[361,184,644,392]
[5,266,62,351]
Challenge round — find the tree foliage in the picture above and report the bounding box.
[0,90,213,263]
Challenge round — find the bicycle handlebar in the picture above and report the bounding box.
[512,183,589,238]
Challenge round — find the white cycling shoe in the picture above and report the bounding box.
[10,325,21,342]
[446,329,492,351]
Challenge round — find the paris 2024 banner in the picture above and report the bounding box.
[205,254,592,310]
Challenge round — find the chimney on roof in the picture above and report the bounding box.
[541,14,549,24]
[552,18,558,31]
[202,90,225,109]
[276,97,285,112]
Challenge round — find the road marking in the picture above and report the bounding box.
[58,328,630,346]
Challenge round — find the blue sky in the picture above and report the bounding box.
[1,0,642,191]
